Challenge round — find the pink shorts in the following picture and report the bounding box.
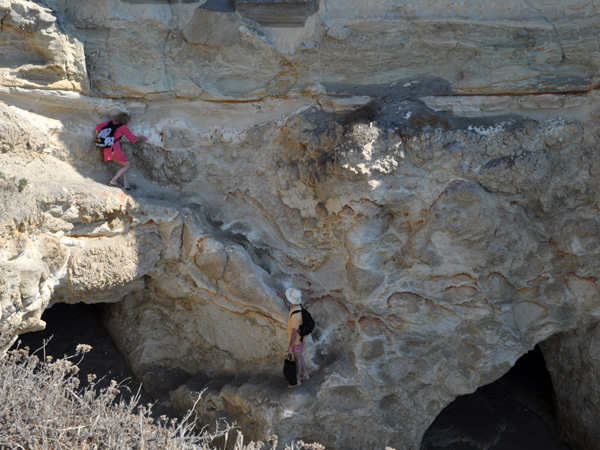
[104,146,128,163]
[290,342,304,353]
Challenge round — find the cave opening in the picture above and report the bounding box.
[11,302,175,418]
[420,346,572,450]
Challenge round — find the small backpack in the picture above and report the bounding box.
[95,121,122,148]
[292,305,315,341]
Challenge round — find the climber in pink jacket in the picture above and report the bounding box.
[96,112,147,190]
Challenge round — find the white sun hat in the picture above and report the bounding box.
[285,288,302,304]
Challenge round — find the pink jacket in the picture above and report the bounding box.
[96,121,139,162]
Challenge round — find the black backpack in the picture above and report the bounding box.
[95,121,122,148]
[292,305,315,341]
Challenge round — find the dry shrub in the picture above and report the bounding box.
[0,342,318,450]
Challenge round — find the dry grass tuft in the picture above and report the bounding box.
[0,342,318,450]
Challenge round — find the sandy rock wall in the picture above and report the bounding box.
[114,102,600,449]
[0,0,86,91]
[34,0,600,99]
[2,0,600,449]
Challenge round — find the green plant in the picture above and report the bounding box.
[18,178,28,192]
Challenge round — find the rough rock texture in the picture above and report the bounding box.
[3,0,600,449]
[0,0,87,91]
[31,0,600,99]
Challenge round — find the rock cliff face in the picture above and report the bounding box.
[2,0,600,448]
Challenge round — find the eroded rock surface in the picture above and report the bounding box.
[0,0,87,91]
[3,0,600,449]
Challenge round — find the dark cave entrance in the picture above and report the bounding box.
[420,346,572,450]
[11,303,163,414]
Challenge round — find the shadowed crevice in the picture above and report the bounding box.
[11,302,179,420]
[420,346,571,450]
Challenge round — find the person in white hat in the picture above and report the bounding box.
[278,287,310,388]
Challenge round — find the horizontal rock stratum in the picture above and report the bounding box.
[2,0,600,448]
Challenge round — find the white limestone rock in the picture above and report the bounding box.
[0,0,87,92]
[32,0,600,99]
[4,0,600,449]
